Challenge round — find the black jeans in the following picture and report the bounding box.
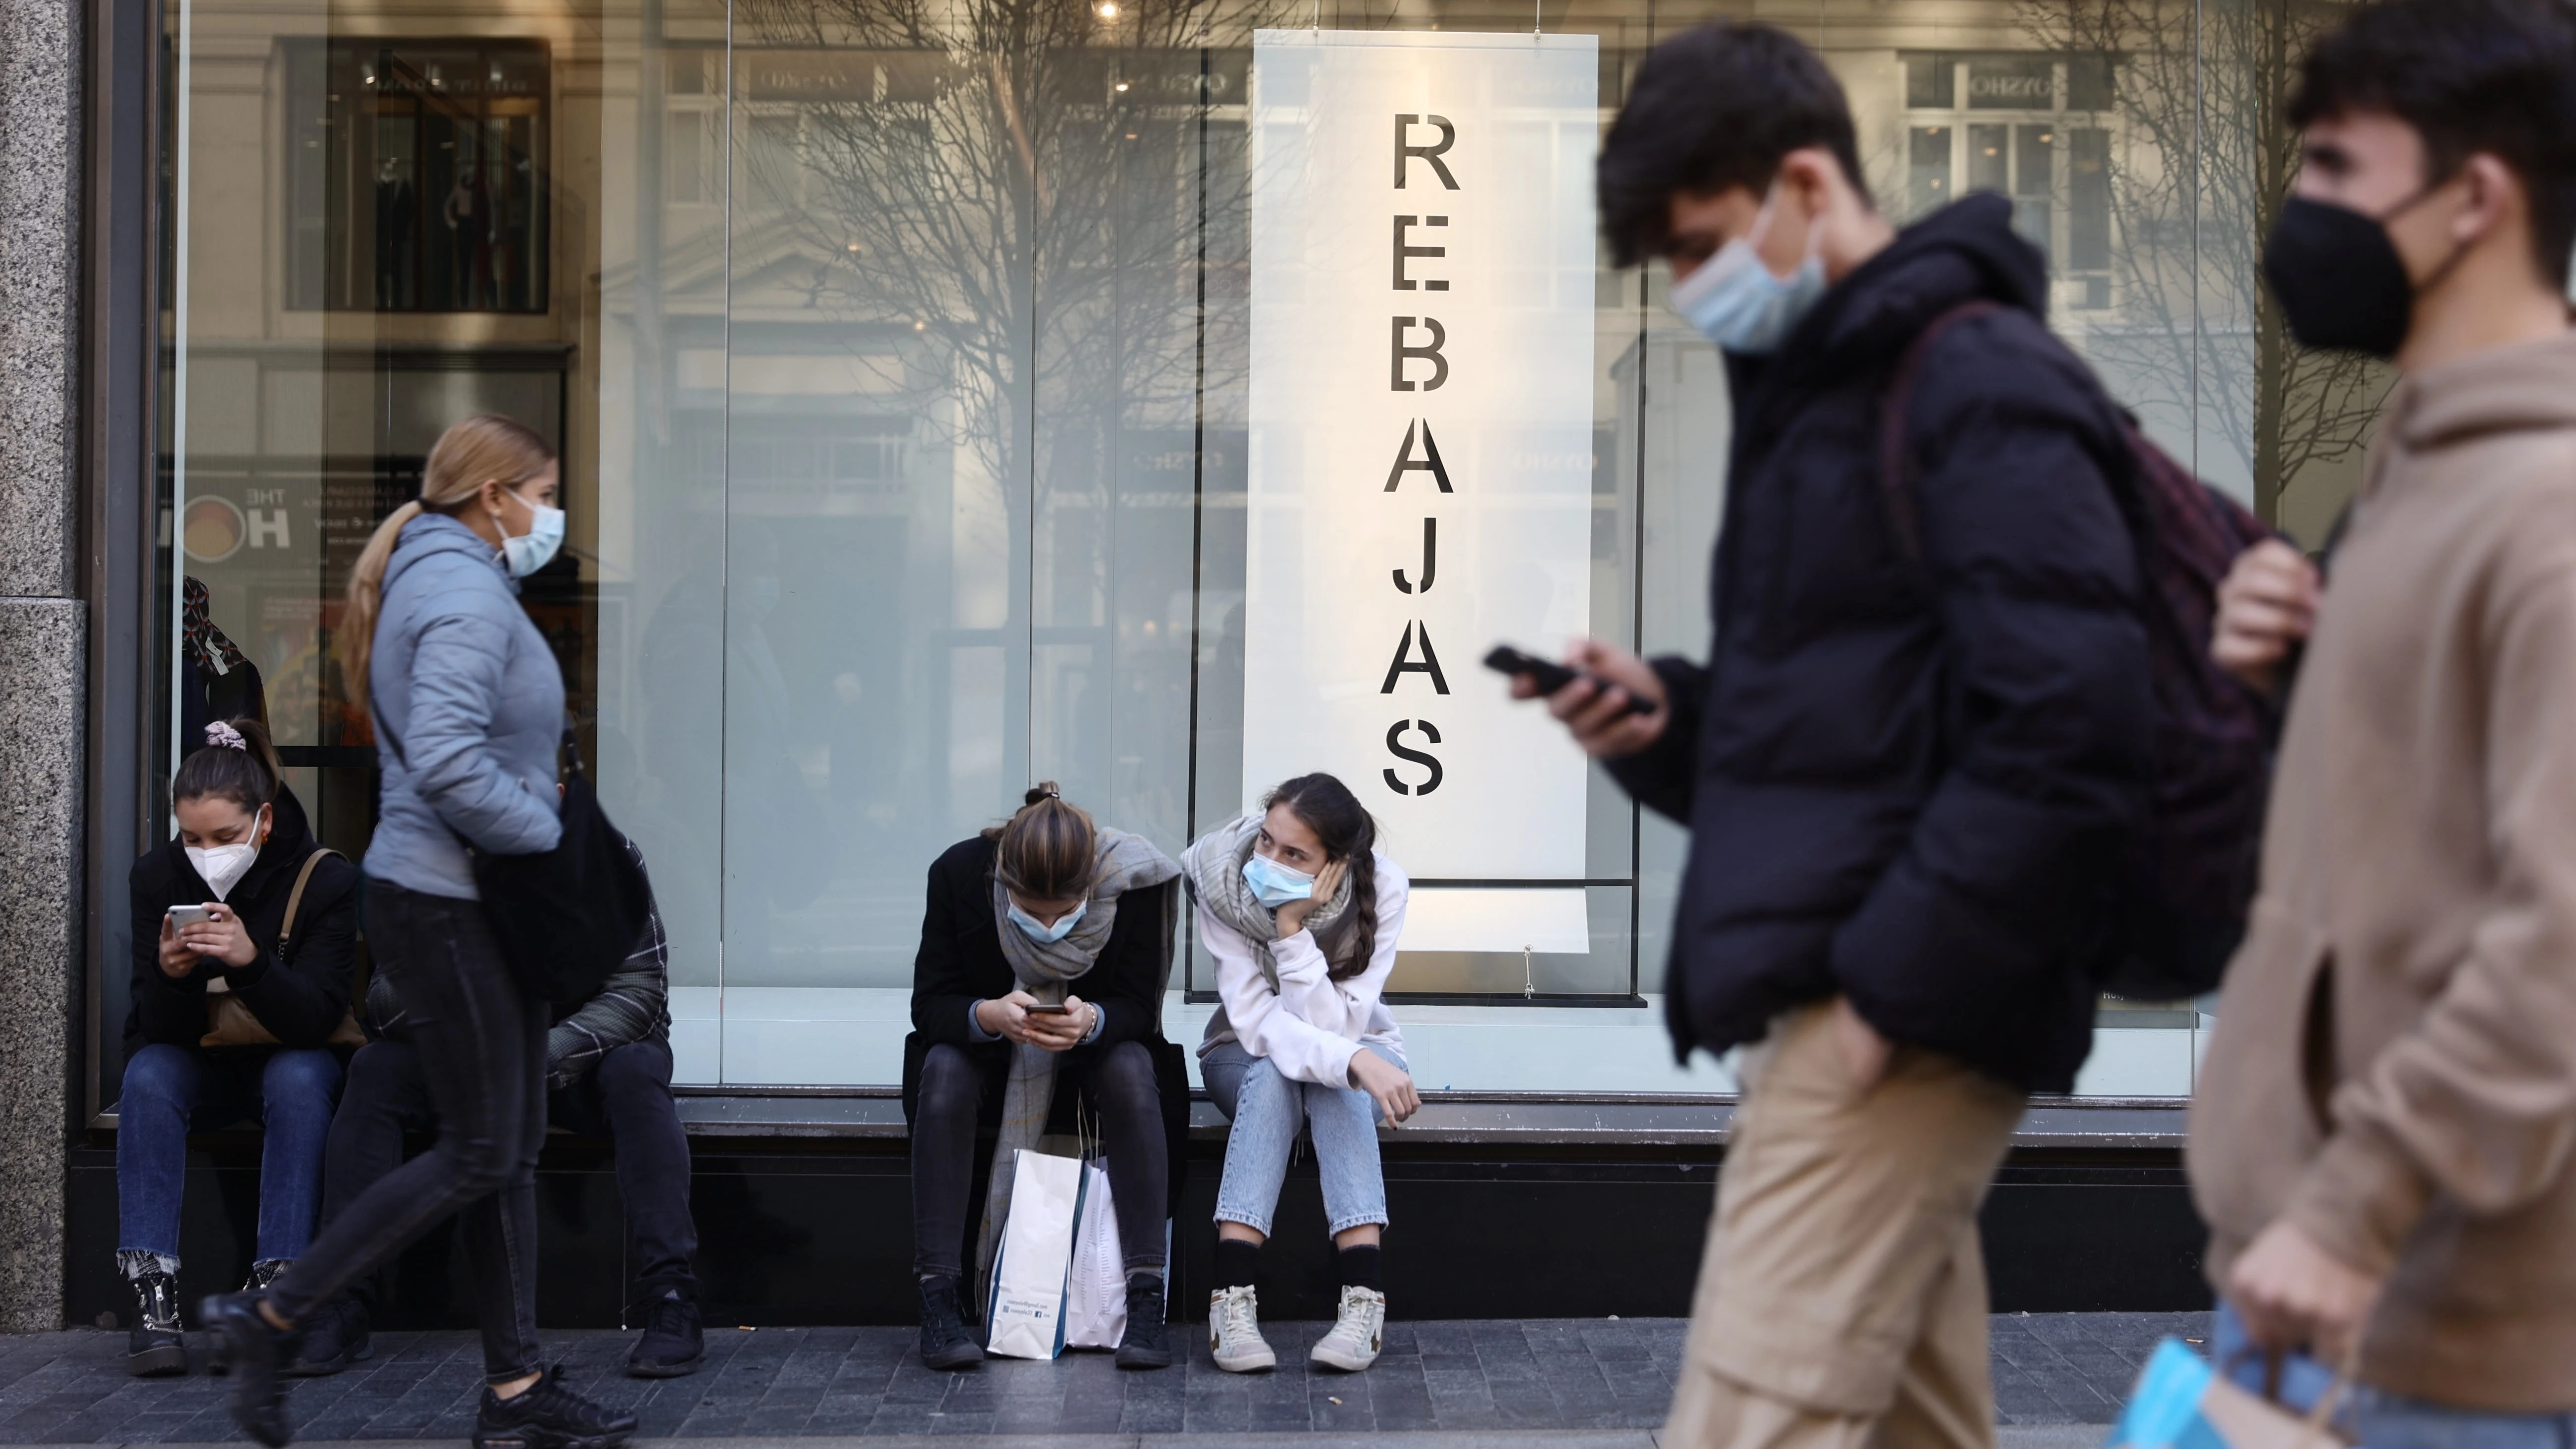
[269,880,546,1383]
[909,1039,1167,1279]
[322,1037,700,1313]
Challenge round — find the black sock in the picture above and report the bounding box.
[1214,1238,1262,1291]
[1336,1244,1384,1293]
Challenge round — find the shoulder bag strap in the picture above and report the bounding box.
[277,848,343,961]
[1878,299,2008,564]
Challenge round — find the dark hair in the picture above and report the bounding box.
[1264,774,1379,982]
[985,782,1097,902]
[2289,0,2576,290]
[1598,22,1870,269]
[171,717,282,815]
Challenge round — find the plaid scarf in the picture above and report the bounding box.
[972,827,1180,1294]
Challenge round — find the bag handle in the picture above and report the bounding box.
[277,848,342,961]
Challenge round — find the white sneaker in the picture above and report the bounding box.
[1308,1285,1386,1372]
[1208,1284,1275,1372]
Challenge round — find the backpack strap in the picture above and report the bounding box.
[277,848,342,962]
[1878,299,2008,564]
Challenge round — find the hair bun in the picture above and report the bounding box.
[1025,781,1064,806]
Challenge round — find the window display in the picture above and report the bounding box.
[136,0,2378,1103]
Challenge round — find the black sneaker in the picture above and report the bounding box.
[1114,1274,1172,1370]
[915,1276,984,1371]
[473,1366,638,1449]
[124,1270,187,1377]
[285,1297,372,1378]
[623,1293,702,1379]
[201,1292,295,1448]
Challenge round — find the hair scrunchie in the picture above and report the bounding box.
[204,721,247,751]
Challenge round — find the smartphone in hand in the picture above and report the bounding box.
[167,904,218,930]
[1484,645,1653,718]
[1023,1003,1071,1015]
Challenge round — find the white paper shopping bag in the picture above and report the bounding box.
[1063,1158,1127,1349]
[983,1148,1085,1360]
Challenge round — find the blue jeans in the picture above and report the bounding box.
[1202,1040,1402,1238]
[117,1042,344,1264]
[2215,1302,2576,1449]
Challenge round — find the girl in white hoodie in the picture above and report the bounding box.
[1186,773,1419,1374]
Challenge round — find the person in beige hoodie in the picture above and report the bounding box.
[2197,0,2576,1429]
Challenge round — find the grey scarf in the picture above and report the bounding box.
[972,828,1180,1294]
[1180,812,1359,989]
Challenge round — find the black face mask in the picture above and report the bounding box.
[2261,187,2462,360]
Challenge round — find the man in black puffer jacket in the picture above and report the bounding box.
[1513,24,2152,1449]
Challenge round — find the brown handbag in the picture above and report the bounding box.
[201,848,368,1049]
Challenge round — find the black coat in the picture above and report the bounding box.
[125,785,363,1056]
[1612,195,2155,1093]
[901,834,1188,1215]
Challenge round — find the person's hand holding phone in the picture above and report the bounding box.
[1349,1049,1420,1126]
[1023,994,1096,1053]
[1274,859,1347,940]
[1508,640,1669,759]
[157,913,201,979]
[169,903,257,971]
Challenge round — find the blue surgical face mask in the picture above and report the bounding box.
[1008,897,1086,943]
[1668,187,1827,357]
[499,489,566,578]
[1241,852,1316,910]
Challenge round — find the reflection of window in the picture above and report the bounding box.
[285,40,550,312]
[1900,51,2115,311]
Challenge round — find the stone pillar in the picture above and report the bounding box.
[0,0,84,1335]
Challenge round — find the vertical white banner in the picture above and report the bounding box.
[1247,31,1598,950]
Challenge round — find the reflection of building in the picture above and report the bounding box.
[5,0,2380,1332]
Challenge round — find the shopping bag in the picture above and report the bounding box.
[2106,1339,2351,1449]
[983,1148,1086,1361]
[1063,1157,1127,1349]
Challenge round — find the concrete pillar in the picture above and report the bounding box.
[0,0,84,1335]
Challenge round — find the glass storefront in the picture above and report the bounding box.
[133,0,2380,1101]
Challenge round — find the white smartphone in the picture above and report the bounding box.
[167,904,218,930]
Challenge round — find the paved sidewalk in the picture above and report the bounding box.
[0,1315,2191,1445]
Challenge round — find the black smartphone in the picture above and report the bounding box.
[1484,645,1654,717]
[1024,1003,1071,1015]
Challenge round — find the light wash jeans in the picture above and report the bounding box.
[2214,1302,2576,1449]
[1201,1039,1404,1238]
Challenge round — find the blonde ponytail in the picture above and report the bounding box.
[336,414,558,713]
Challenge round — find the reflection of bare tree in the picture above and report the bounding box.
[2022,0,2387,524]
[731,0,1277,785]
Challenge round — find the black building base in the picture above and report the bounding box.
[65,1134,2208,1333]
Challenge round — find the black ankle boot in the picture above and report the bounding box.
[1114,1274,1172,1370]
[473,1366,638,1449]
[124,1270,186,1377]
[201,1292,295,1448]
[915,1276,984,1371]
[285,1297,372,1378]
[624,1292,703,1379]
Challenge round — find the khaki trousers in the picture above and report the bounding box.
[1664,1003,2026,1449]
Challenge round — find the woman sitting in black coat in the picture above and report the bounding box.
[904,783,1183,1372]
[119,719,360,1376]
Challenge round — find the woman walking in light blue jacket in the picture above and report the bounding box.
[205,415,636,1449]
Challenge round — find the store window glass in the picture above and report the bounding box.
[141,0,2386,1106]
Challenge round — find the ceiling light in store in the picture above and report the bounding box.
[1114,80,1130,91]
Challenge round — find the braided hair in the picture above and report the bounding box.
[1265,773,1378,981]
